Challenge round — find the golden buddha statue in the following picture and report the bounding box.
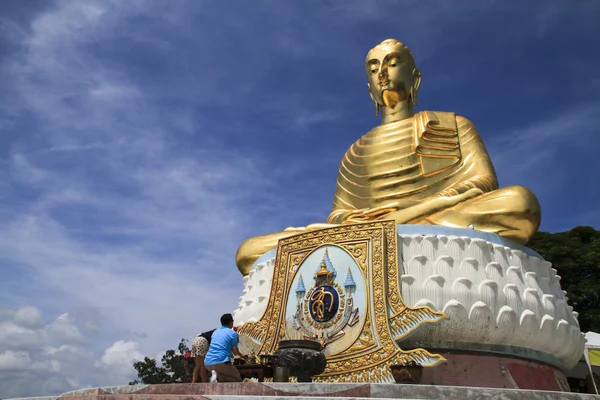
[235,39,541,276]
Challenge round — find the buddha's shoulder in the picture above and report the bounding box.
[418,110,474,128]
[361,111,476,139]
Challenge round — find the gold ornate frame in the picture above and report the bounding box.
[238,220,446,382]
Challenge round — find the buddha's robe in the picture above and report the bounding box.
[328,111,541,243]
[235,111,541,276]
[328,111,540,239]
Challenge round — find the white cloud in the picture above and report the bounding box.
[0,306,145,398]
[0,5,327,395]
[0,350,33,371]
[0,321,46,352]
[293,111,342,130]
[97,340,143,376]
[47,345,79,356]
[488,103,600,191]
[1,0,262,358]
[13,306,45,328]
[46,313,84,343]
[10,154,49,184]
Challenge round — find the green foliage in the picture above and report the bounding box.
[528,226,600,333]
[129,338,191,385]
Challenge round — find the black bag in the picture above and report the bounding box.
[200,329,216,345]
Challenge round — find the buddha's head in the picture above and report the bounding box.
[366,39,422,113]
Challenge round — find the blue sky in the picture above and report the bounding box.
[0,0,598,396]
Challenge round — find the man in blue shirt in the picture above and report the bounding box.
[203,313,244,382]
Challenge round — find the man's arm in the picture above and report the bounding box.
[231,331,244,359]
[232,346,244,358]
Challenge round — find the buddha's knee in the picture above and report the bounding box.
[495,186,541,243]
[235,231,293,276]
[501,185,541,219]
[236,236,272,276]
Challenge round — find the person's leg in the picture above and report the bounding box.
[209,363,242,382]
[192,336,210,382]
[199,356,209,383]
[192,356,202,383]
[205,364,219,382]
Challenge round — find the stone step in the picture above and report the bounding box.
[9,383,600,400]
[44,393,600,400]
[206,397,420,400]
[61,397,419,400]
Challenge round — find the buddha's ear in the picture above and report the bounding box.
[368,83,380,117]
[410,68,422,106]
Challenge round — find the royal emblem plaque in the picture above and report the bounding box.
[238,220,446,382]
[288,246,361,350]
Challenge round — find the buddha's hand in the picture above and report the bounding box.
[326,203,402,224]
[390,188,484,224]
[437,187,484,209]
[344,207,399,223]
[350,188,485,225]
[326,209,371,224]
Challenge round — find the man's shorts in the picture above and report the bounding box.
[191,336,210,357]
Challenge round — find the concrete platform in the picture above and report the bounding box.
[8,383,600,400]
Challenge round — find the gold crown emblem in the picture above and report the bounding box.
[313,249,335,285]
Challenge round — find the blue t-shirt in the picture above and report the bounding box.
[204,326,239,366]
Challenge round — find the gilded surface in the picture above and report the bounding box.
[238,221,447,382]
[235,38,541,277]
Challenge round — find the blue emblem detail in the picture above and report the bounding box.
[343,268,356,289]
[295,274,306,294]
[309,284,339,323]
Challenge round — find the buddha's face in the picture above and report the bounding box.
[366,40,419,107]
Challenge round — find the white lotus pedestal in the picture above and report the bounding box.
[233,223,585,391]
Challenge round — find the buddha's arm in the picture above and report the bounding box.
[327,178,366,224]
[442,115,499,195]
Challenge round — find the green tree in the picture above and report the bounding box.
[129,338,191,385]
[528,226,600,333]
